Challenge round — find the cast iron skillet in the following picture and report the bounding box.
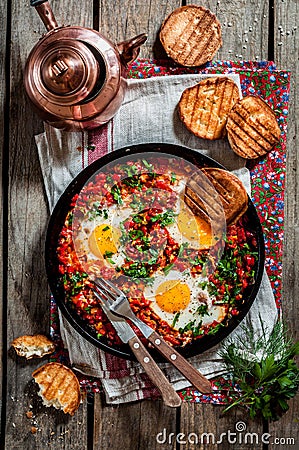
[46,143,265,360]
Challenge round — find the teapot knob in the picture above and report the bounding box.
[117,33,147,65]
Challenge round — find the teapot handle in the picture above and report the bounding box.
[30,0,58,31]
[117,33,147,66]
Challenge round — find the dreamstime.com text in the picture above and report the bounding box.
[156,422,296,446]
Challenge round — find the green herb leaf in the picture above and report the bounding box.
[219,319,299,421]
[172,312,180,328]
[196,304,209,317]
[150,210,176,227]
[163,263,174,275]
[142,159,153,170]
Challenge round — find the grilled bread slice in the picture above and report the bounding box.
[185,168,248,226]
[32,362,81,415]
[226,95,281,159]
[179,77,240,140]
[11,334,55,359]
[185,170,223,225]
[160,5,222,67]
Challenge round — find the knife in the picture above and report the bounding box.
[100,303,181,408]
[107,298,212,394]
[93,277,212,394]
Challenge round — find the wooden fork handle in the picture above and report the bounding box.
[147,330,212,394]
[128,335,181,408]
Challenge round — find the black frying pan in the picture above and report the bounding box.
[45,143,265,360]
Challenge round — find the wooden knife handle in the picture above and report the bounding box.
[128,335,181,408]
[147,330,212,394]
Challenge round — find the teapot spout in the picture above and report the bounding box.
[117,33,147,65]
[31,0,58,32]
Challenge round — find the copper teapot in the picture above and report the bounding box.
[24,0,147,131]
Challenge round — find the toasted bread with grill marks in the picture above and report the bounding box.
[226,95,281,159]
[179,77,240,140]
[185,170,222,225]
[11,334,55,359]
[160,5,222,67]
[185,168,248,226]
[32,362,81,415]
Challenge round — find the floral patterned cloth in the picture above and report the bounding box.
[50,59,291,403]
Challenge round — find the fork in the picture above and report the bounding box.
[93,277,212,394]
[92,283,181,407]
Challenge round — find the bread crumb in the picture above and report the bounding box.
[11,334,55,359]
[26,411,33,419]
[31,426,38,434]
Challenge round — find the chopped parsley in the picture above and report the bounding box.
[142,159,153,170]
[122,262,150,279]
[129,229,144,240]
[62,271,88,296]
[196,304,209,317]
[104,250,115,264]
[163,263,174,275]
[172,312,180,328]
[88,203,108,221]
[179,320,204,337]
[132,214,143,224]
[208,322,226,335]
[110,184,123,204]
[150,210,176,227]
[178,242,189,257]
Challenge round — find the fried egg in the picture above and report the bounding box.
[167,199,212,249]
[88,223,121,258]
[144,270,226,331]
[72,203,130,269]
[164,178,213,249]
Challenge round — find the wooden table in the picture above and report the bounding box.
[1,1,298,448]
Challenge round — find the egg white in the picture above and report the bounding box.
[144,270,225,331]
[72,203,131,269]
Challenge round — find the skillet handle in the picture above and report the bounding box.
[128,335,181,408]
[147,330,212,394]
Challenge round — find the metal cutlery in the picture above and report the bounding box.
[92,287,182,408]
[93,278,212,394]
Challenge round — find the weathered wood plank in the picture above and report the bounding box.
[99,0,181,59]
[94,3,182,449]
[0,0,7,426]
[270,1,299,447]
[93,394,177,450]
[5,0,92,448]
[164,1,270,446]
[186,0,269,60]
[179,404,264,450]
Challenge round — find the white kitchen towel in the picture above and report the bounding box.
[36,73,278,404]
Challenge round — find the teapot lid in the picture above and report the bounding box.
[36,39,99,105]
[24,26,125,123]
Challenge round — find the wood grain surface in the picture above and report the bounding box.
[4,1,91,448]
[0,0,7,426]
[99,0,181,59]
[269,2,299,448]
[1,0,298,449]
[186,0,270,61]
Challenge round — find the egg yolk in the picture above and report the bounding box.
[88,224,120,259]
[155,280,190,313]
[177,207,212,248]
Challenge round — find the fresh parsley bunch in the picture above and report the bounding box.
[219,319,299,421]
